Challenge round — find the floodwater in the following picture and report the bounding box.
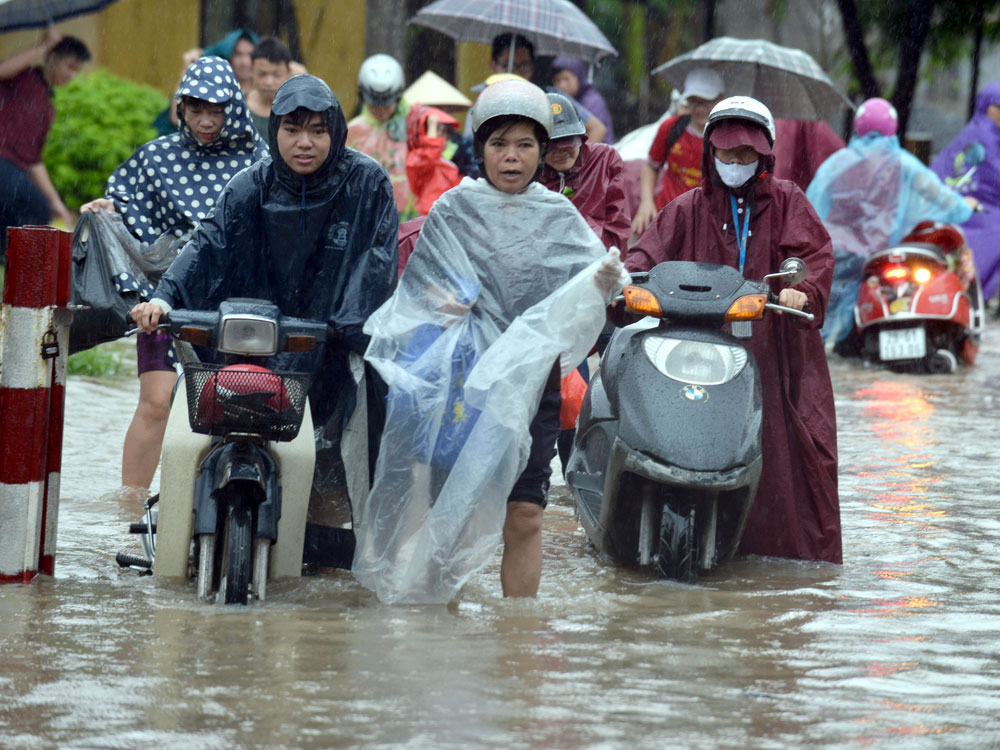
[3,327,1000,750]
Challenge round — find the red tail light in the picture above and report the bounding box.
[883,266,908,281]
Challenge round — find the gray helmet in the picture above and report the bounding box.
[546,92,586,140]
[705,95,776,145]
[358,54,405,107]
[470,79,553,137]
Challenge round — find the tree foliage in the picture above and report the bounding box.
[43,70,167,212]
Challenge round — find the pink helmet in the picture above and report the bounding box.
[854,97,898,137]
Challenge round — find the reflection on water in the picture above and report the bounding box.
[2,330,1000,749]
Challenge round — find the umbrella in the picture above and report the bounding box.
[0,0,119,33]
[652,37,851,121]
[404,70,473,109]
[410,0,617,65]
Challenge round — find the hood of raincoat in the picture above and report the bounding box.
[154,75,399,356]
[539,142,630,250]
[202,29,259,61]
[808,132,971,256]
[929,81,1000,299]
[551,56,615,143]
[106,56,267,244]
[931,81,1000,205]
[268,74,348,196]
[406,104,459,152]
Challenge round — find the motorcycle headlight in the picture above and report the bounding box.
[218,314,278,356]
[642,335,748,385]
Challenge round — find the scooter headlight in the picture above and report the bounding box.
[642,335,748,386]
[218,314,278,356]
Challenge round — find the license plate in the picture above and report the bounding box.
[879,327,926,361]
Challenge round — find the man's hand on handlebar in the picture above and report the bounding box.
[777,288,808,312]
[131,302,166,334]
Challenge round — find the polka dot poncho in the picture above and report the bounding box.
[105,56,268,245]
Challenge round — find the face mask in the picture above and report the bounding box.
[714,157,759,188]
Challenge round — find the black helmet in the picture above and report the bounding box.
[546,92,586,141]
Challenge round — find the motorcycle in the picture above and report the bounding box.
[116,299,328,605]
[854,221,984,373]
[565,258,812,583]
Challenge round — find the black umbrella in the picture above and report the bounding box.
[0,0,119,34]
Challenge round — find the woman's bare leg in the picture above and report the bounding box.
[122,370,178,491]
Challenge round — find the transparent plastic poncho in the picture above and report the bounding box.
[353,178,621,603]
[806,133,972,256]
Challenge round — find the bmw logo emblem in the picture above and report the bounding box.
[682,385,708,402]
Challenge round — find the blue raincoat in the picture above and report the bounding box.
[806,133,971,343]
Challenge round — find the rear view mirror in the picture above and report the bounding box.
[778,257,808,286]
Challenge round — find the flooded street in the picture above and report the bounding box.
[3,327,1000,750]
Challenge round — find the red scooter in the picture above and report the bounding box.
[854,221,984,373]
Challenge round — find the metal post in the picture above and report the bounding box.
[0,226,73,582]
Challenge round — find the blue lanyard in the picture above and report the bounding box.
[729,194,751,274]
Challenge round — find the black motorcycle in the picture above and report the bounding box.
[566,258,811,583]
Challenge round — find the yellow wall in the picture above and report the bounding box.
[0,1,484,117]
[98,0,201,95]
[293,0,367,111]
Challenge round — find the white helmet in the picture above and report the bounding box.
[358,54,405,106]
[706,95,776,146]
[470,79,553,138]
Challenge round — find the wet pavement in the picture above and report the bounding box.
[2,327,1000,749]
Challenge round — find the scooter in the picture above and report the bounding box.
[566,258,812,583]
[116,299,327,605]
[854,221,984,373]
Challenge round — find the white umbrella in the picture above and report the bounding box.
[0,0,119,33]
[652,37,852,121]
[410,0,617,65]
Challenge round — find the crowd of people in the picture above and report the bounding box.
[2,24,997,602]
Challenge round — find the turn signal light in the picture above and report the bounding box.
[284,334,318,352]
[623,285,663,316]
[913,267,932,284]
[177,325,212,346]
[724,294,767,321]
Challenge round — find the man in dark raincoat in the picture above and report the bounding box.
[626,96,841,564]
[133,74,399,566]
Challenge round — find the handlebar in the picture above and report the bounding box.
[765,302,814,321]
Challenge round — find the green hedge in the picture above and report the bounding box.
[43,69,168,212]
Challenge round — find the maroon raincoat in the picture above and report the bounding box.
[772,119,845,192]
[626,146,842,564]
[540,142,631,251]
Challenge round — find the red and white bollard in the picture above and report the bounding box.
[0,226,73,582]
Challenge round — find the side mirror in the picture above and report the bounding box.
[779,257,808,286]
[763,257,808,287]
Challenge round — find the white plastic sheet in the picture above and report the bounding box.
[354,178,622,603]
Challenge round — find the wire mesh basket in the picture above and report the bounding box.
[182,362,310,442]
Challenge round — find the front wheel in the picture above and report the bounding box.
[656,504,697,584]
[219,494,253,605]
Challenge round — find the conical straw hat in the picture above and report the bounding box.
[404,70,473,109]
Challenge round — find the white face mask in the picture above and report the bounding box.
[714,157,759,188]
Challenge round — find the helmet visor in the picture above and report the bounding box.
[709,120,772,156]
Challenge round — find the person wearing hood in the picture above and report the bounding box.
[154,30,259,136]
[131,74,399,564]
[627,96,841,565]
[807,98,973,349]
[352,79,624,603]
[404,103,461,216]
[81,56,268,498]
[550,56,614,144]
[347,54,415,219]
[931,82,1000,303]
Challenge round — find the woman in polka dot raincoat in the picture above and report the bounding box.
[81,55,267,496]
